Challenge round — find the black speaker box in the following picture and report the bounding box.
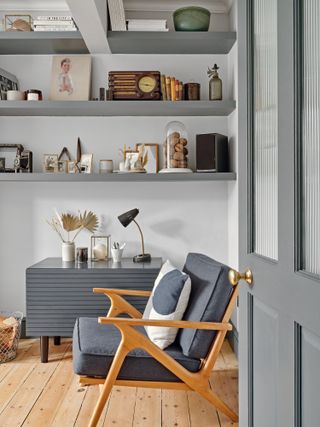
[196,133,229,172]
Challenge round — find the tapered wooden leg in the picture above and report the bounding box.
[54,336,61,345]
[88,342,129,427]
[40,336,49,363]
[197,386,238,422]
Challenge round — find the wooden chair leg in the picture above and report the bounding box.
[197,386,238,423]
[88,342,130,427]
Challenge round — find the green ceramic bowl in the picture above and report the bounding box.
[173,6,211,32]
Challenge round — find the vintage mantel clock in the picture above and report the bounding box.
[108,71,161,100]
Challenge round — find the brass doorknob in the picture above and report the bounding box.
[228,268,253,286]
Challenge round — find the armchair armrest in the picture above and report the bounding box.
[98,317,232,331]
[93,288,151,297]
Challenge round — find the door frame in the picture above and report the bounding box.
[237,0,320,426]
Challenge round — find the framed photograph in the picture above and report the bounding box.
[67,160,77,174]
[50,55,91,101]
[43,154,58,173]
[56,160,68,173]
[124,151,139,170]
[5,15,32,32]
[80,154,93,173]
[0,68,19,100]
[135,143,159,173]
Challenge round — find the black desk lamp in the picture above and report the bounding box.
[118,208,151,263]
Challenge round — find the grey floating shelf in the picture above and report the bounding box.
[0,100,236,117]
[0,31,88,55]
[0,173,236,182]
[107,31,237,54]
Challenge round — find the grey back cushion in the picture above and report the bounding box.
[178,253,233,359]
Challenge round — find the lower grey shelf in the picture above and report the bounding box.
[0,100,236,117]
[0,173,236,182]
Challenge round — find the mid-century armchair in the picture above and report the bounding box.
[73,253,241,427]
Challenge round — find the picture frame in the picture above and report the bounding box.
[56,160,68,173]
[124,151,139,170]
[50,55,92,101]
[0,68,19,100]
[67,160,77,174]
[135,143,159,173]
[80,154,93,174]
[5,14,32,32]
[43,154,58,173]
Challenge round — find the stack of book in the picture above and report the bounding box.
[161,75,184,101]
[127,19,168,32]
[108,0,126,31]
[33,16,77,32]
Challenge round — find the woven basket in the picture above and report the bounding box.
[0,312,23,363]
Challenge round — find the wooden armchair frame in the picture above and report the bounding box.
[79,284,239,427]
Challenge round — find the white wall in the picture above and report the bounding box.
[0,47,238,313]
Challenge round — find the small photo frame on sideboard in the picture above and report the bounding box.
[135,143,159,173]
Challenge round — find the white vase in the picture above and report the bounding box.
[111,248,123,263]
[62,242,75,262]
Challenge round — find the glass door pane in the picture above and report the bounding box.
[253,0,278,259]
[301,0,320,275]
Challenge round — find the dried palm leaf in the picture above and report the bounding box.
[61,213,81,232]
[78,210,99,233]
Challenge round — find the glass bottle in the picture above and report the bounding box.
[207,64,222,100]
[160,121,192,173]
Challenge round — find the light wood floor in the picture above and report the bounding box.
[0,338,238,427]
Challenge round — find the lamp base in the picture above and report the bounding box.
[133,253,151,263]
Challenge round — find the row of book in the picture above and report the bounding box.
[161,75,184,101]
[127,20,168,32]
[33,15,77,32]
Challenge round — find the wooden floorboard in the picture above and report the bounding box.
[0,338,238,427]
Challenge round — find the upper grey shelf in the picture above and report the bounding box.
[0,100,236,117]
[0,173,236,182]
[107,31,237,54]
[0,31,88,55]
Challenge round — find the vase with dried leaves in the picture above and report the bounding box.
[47,210,99,262]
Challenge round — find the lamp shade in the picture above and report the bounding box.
[118,208,139,228]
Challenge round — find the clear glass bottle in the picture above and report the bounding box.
[207,64,222,100]
[161,121,192,172]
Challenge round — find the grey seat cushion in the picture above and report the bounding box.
[73,317,201,382]
[178,253,233,359]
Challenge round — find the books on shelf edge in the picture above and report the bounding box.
[127,28,169,32]
[161,75,167,101]
[162,75,184,101]
[34,27,78,31]
[33,20,76,26]
[108,0,126,31]
[127,19,167,27]
[36,16,73,20]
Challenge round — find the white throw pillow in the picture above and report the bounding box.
[143,260,191,349]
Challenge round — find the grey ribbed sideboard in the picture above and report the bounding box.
[26,257,162,362]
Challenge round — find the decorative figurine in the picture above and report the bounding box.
[207,64,222,101]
